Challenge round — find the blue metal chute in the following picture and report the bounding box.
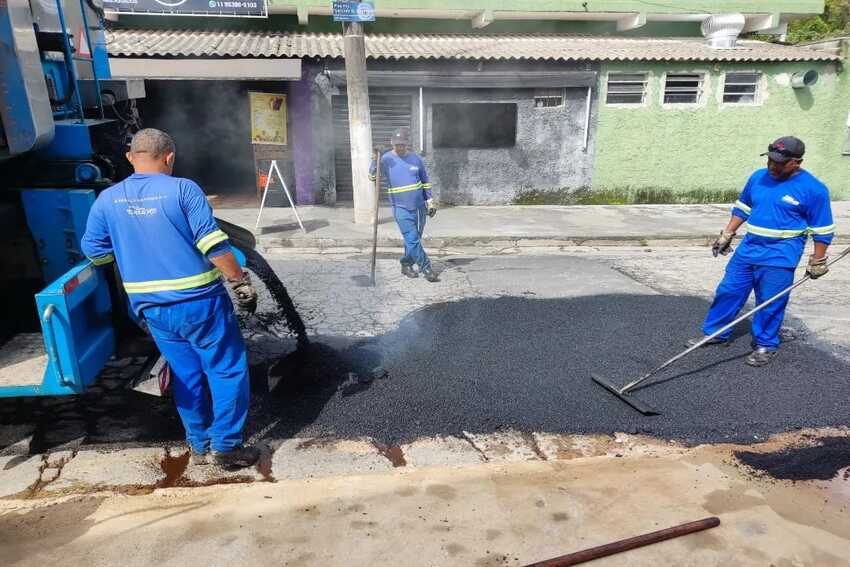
[0,261,115,397]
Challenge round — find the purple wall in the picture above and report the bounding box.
[290,68,315,205]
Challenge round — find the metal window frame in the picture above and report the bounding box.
[605,72,648,106]
[533,88,566,109]
[662,72,705,105]
[722,71,761,105]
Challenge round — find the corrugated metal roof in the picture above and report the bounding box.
[105,30,842,63]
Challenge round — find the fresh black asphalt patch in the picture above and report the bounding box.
[736,437,850,481]
[258,295,850,446]
[3,294,850,452]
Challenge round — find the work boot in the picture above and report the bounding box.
[401,264,418,278]
[190,451,209,466]
[745,347,777,368]
[685,336,729,348]
[212,445,260,470]
[422,268,439,283]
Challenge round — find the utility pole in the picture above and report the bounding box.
[343,21,374,225]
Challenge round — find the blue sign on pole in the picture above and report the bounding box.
[333,1,375,22]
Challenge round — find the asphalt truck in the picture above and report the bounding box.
[0,0,151,397]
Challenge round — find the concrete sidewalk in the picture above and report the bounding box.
[215,202,850,252]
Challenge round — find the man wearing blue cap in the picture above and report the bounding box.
[688,136,835,367]
[369,127,438,282]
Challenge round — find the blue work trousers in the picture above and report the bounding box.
[394,205,431,271]
[143,293,250,453]
[702,255,795,350]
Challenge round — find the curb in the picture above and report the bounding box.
[257,235,850,254]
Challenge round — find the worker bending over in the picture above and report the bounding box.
[690,136,834,367]
[370,127,439,282]
[82,128,259,469]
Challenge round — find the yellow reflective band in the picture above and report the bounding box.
[422,183,433,189]
[733,200,751,214]
[89,254,115,266]
[368,175,376,181]
[388,183,423,194]
[746,224,806,239]
[196,230,228,254]
[123,268,221,294]
[809,224,836,235]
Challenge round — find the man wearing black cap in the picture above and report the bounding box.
[688,136,835,367]
[369,127,438,282]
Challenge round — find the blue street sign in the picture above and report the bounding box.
[333,1,375,22]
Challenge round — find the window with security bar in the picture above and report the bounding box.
[723,72,761,104]
[534,88,565,108]
[605,73,648,105]
[663,73,704,104]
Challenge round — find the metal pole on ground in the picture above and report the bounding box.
[343,21,375,225]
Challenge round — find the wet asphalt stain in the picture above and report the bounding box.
[3,295,850,454]
[736,437,850,481]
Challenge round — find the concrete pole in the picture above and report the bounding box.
[343,22,374,224]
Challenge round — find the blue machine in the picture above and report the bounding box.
[0,0,145,397]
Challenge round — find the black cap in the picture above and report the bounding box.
[391,127,410,146]
[761,136,805,163]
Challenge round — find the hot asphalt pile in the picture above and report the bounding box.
[736,437,850,481]
[259,295,850,446]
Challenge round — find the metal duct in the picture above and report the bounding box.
[701,13,746,49]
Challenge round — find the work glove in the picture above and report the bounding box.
[229,270,258,314]
[806,255,829,279]
[711,231,735,257]
[427,199,437,218]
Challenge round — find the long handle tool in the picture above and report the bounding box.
[370,148,381,286]
[593,245,850,415]
[522,517,720,567]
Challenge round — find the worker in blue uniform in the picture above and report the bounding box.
[689,136,834,367]
[369,127,439,282]
[81,128,260,469]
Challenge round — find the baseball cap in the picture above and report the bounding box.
[761,136,805,163]
[391,127,411,146]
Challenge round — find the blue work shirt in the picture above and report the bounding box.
[81,173,232,316]
[369,151,433,211]
[731,168,835,268]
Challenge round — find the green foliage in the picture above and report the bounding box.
[787,0,850,43]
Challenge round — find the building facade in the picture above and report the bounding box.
[104,1,848,205]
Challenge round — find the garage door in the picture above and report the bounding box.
[332,94,412,202]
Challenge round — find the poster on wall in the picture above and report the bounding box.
[249,92,287,145]
[103,0,268,17]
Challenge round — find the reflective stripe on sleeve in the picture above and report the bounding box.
[196,230,228,254]
[388,183,423,194]
[89,254,115,266]
[809,224,836,235]
[733,200,752,215]
[421,183,433,189]
[123,268,221,294]
[746,224,807,239]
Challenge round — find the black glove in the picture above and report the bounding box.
[806,255,828,279]
[711,231,735,257]
[229,271,258,314]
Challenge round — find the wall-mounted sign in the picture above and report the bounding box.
[332,1,375,22]
[250,92,287,145]
[103,0,268,18]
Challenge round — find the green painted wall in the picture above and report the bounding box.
[592,56,850,202]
